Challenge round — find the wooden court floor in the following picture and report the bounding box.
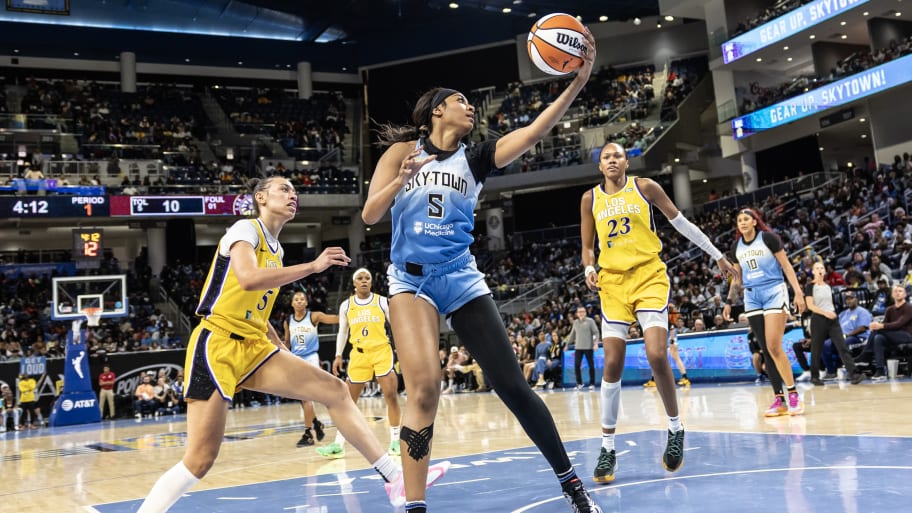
[4,379,911,512]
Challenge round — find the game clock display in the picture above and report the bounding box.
[1,195,109,218]
[72,229,103,261]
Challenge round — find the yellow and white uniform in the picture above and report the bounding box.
[592,176,669,338]
[336,293,393,383]
[185,218,283,401]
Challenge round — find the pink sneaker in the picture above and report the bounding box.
[787,392,804,416]
[763,396,787,417]
[385,460,451,507]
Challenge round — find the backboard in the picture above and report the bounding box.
[51,274,128,321]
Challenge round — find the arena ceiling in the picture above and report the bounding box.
[0,0,660,72]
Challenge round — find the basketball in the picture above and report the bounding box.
[527,13,589,75]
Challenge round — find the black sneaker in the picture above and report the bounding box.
[593,447,616,483]
[850,372,865,385]
[562,478,603,513]
[313,419,325,442]
[872,369,886,381]
[662,429,685,472]
[810,378,825,386]
[296,429,315,447]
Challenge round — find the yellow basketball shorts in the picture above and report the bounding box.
[598,260,670,338]
[347,343,395,383]
[184,322,280,401]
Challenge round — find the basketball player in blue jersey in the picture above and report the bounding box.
[731,208,807,417]
[284,290,339,447]
[581,142,735,484]
[136,176,412,513]
[362,26,601,513]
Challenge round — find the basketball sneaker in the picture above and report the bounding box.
[313,419,325,441]
[677,377,691,386]
[787,392,804,416]
[662,429,685,472]
[384,460,452,507]
[315,442,345,459]
[296,429,315,447]
[643,379,656,388]
[763,396,787,417]
[562,477,603,513]
[388,439,401,457]
[593,447,616,483]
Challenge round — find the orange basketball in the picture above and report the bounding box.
[527,13,589,75]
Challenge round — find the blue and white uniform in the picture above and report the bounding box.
[288,311,320,367]
[732,231,789,316]
[388,139,498,315]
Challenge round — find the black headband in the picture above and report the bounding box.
[427,88,462,124]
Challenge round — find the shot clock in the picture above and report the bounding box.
[72,228,104,261]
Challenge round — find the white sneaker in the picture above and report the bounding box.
[796,371,811,382]
[818,370,827,380]
[385,460,451,507]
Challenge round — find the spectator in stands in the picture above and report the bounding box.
[133,374,157,418]
[0,383,21,432]
[867,284,912,380]
[98,364,116,420]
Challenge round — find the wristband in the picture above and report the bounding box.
[585,265,597,277]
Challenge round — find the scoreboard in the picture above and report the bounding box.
[0,196,109,218]
[72,228,103,261]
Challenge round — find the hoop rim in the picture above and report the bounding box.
[80,307,103,327]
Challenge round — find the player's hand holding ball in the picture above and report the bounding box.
[527,13,596,80]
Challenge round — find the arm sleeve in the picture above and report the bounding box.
[668,213,724,261]
[729,239,740,262]
[218,220,259,257]
[335,300,350,356]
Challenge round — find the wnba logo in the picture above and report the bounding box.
[556,33,587,53]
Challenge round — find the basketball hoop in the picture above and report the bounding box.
[82,307,102,327]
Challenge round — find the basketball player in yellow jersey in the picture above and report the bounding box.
[317,267,403,459]
[136,176,419,513]
[580,142,735,484]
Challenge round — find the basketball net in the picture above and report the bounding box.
[82,307,102,327]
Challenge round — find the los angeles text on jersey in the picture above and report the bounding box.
[595,197,642,222]
[351,311,383,324]
[404,170,469,196]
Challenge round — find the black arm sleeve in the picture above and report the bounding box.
[465,140,500,184]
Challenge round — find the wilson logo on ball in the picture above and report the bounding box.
[527,13,589,75]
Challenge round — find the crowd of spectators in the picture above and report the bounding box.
[18,78,206,151]
[739,34,912,115]
[729,0,814,38]
[214,88,348,160]
[660,56,708,121]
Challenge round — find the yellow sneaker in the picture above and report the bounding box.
[643,379,657,388]
[677,377,691,386]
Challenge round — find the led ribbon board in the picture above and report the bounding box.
[722,0,869,64]
[731,52,912,138]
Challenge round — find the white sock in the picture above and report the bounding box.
[334,431,346,447]
[390,425,400,442]
[601,433,615,451]
[372,454,402,483]
[136,461,200,513]
[600,379,621,430]
[669,415,683,432]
